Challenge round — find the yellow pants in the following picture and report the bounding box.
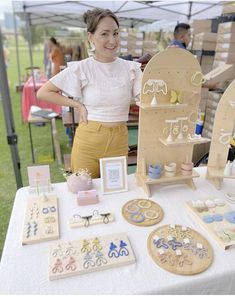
[71,121,128,178]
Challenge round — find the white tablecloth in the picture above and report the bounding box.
[0,167,235,294]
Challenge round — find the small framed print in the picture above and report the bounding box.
[99,156,128,194]
[27,165,51,188]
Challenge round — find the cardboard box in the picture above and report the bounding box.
[130,48,143,56]
[222,2,235,14]
[217,32,235,43]
[218,22,235,34]
[202,128,212,139]
[208,91,222,102]
[204,64,235,84]
[192,41,216,51]
[203,122,214,133]
[191,20,211,30]
[205,107,216,117]
[215,42,235,52]
[194,32,217,42]
[213,60,226,69]
[214,51,235,63]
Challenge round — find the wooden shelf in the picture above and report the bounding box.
[159,137,211,146]
[136,102,188,110]
[139,169,200,185]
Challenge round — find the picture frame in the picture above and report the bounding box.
[99,156,128,194]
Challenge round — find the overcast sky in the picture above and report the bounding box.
[0,0,13,19]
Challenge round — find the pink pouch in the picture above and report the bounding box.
[77,190,99,206]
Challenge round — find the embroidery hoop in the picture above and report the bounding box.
[122,198,164,227]
[147,224,213,275]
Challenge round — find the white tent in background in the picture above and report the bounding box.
[1,1,225,188]
[13,1,224,28]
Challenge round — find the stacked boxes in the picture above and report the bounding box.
[222,1,235,14]
[190,20,212,35]
[213,22,235,68]
[119,31,144,57]
[192,32,217,51]
[192,32,217,74]
[143,40,158,56]
[202,91,223,139]
[190,20,215,75]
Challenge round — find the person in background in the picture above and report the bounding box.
[170,23,191,49]
[37,8,142,178]
[48,37,65,77]
[170,23,218,89]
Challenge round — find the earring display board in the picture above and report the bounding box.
[22,194,59,245]
[206,79,235,189]
[136,48,210,197]
[185,199,235,250]
[147,224,213,275]
[122,198,164,226]
[49,233,135,280]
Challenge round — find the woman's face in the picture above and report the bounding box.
[88,16,119,62]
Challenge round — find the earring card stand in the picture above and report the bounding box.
[206,79,235,189]
[147,224,213,275]
[69,212,115,228]
[22,194,59,245]
[49,233,135,280]
[136,48,210,197]
[122,198,164,227]
[185,200,235,250]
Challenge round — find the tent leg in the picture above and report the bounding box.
[0,26,23,189]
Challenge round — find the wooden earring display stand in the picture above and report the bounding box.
[136,48,210,197]
[206,79,235,189]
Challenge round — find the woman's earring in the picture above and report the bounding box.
[90,42,96,52]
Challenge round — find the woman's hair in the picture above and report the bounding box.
[50,37,58,45]
[83,8,119,33]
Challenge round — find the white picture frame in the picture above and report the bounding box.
[99,156,128,194]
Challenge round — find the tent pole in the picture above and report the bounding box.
[0,26,23,189]
[24,9,36,93]
[12,6,22,92]
[188,1,193,20]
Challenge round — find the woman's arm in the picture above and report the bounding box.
[37,81,87,124]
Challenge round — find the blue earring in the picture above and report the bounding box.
[108,242,119,258]
[118,240,129,256]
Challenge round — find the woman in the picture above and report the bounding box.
[48,37,64,77]
[37,8,142,178]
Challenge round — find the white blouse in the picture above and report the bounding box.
[50,57,142,122]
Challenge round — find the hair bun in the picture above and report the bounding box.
[83,10,93,25]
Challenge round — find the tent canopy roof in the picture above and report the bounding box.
[13,1,224,28]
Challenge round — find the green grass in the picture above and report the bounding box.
[0,37,70,258]
[0,36,138,258]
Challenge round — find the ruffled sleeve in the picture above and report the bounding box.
[130,61,142,98]
[49,61,88,99]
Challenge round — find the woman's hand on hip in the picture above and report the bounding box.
[76,103,88,124]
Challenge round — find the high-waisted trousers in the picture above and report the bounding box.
[71,120,128,178]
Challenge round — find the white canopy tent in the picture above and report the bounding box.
[1,0,226,188]
[13,0,224,28]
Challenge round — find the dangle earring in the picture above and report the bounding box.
[89,42,96,52]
